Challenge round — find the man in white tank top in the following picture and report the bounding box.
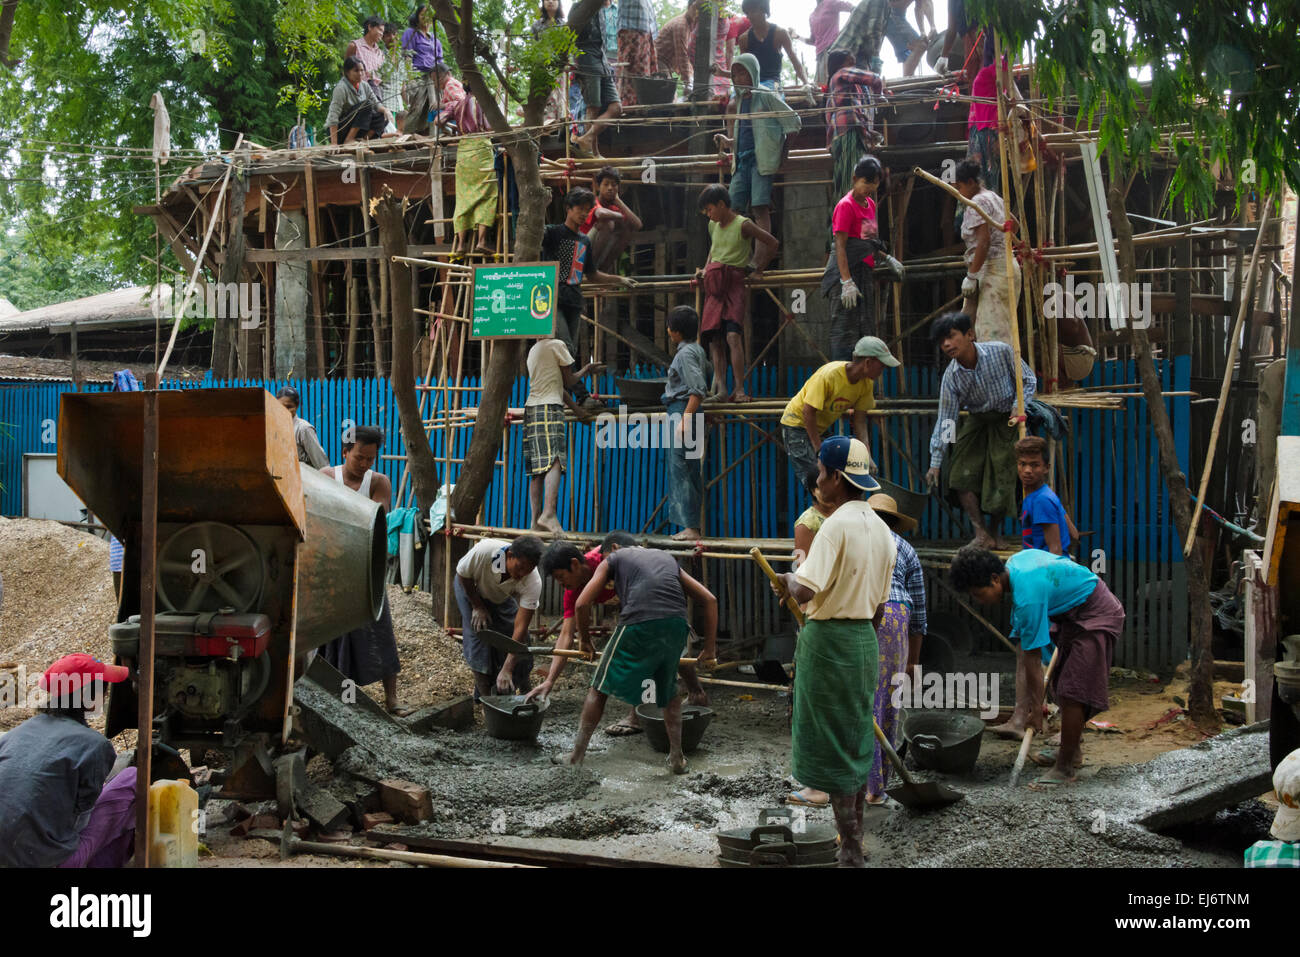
[320,426,410,714]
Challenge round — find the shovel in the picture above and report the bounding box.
[749,547,964,812]
[476,628,699,664]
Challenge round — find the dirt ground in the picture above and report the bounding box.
[0,520,1273,868]
[204,652,1269,869]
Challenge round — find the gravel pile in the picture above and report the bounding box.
[0,518,117,732]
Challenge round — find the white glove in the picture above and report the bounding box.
[935,56,949,74]
[840,277,861,308]
[802,82,816,101]
[961,274,979,297]
[880,253,905,281]
[471,606,489,631]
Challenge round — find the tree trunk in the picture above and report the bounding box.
[1105,157,1218,729]
[431,0,586,524]
[211,157,247,379]
[0,0,20,68]
[374,187,442,519]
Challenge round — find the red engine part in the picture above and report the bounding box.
[155,612,272,659]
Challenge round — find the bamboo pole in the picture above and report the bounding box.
[992,33,1027,438]
[1183,192,1275,556]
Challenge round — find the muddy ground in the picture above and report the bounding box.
[205,667,1272,868]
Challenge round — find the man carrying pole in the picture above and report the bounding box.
[949,545,1124,787]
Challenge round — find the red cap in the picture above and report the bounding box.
[40,654,130,693]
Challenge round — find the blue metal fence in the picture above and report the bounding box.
[1,356,1192,667]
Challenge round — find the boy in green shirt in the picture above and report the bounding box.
[695,184,778,403]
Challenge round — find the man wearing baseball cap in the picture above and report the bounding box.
[1245,747,1300,867]
[779,336,899,496]
[0,654,138,867]
[772,435,897,866]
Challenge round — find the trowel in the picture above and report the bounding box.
[475,628,699,664]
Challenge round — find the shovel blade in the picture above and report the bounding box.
[476,628,529,655]
[886,780,965,811]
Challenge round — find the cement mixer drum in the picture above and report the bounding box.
[156,521,266,614]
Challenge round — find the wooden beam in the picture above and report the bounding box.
[240,243,454,263]
[304,160,326,375]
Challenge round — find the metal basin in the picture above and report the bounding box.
[716,812,838,868]
[481,694,550,742]
[615,376,667,406]
[903,710,985,775]
[874,476,929,521]
[633,75,677,105]
[634,703,713,753]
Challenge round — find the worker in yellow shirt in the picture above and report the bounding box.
[779,336,898,493]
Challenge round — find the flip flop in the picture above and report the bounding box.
[1029,747,1084,768]
[387,703,418,718]
[1027,774,1076,791]
[784,789,829,808]
[604,720,643,737]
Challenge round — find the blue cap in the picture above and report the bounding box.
[818,436,880,492]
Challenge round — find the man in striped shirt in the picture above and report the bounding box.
[925,312,1036,549]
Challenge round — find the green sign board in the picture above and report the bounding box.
[471,262,558,339]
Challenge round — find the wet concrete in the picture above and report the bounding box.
[303,678,1272,867]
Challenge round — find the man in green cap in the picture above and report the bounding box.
[779,336,899,493]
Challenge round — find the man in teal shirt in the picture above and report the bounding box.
[950,546,1125,787]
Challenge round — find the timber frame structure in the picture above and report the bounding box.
[135,51,1295,675]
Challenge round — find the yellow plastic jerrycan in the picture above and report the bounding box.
[148,779,199,867]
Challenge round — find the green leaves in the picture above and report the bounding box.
[971,0,1299,216]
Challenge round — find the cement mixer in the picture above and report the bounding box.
[57,388,385,793]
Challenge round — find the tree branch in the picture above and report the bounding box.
[0,0,21,68]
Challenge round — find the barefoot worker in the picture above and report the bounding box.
[779,336,898,494]
[523,336,602,533]
[528,534,712,732]
[986,434,1081,742]
[555,545,718,774]
[320,427,412,716]
[771,437,896,866]
[924,312,1036,549]
[948,545,1125,787]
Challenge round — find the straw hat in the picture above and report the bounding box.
[868,493,918,534]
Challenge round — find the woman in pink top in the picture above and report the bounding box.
[345,16,386,93]
[807,0,854,83]
[966,63,1000,191]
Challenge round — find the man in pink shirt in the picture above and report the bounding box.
[807,0,855,82]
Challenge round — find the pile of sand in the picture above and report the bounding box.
[0,518,117,732]
[0,517,116,669]
[360,585,475,707]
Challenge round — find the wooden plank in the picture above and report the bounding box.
[362,831,679,867]
[429,146,445,243]
[304,160,327,376]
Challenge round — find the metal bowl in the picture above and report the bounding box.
[614,376,668,406]
[902,710,985,775]
[634,703,714,753]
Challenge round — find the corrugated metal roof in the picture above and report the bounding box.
[0,286,171,333]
